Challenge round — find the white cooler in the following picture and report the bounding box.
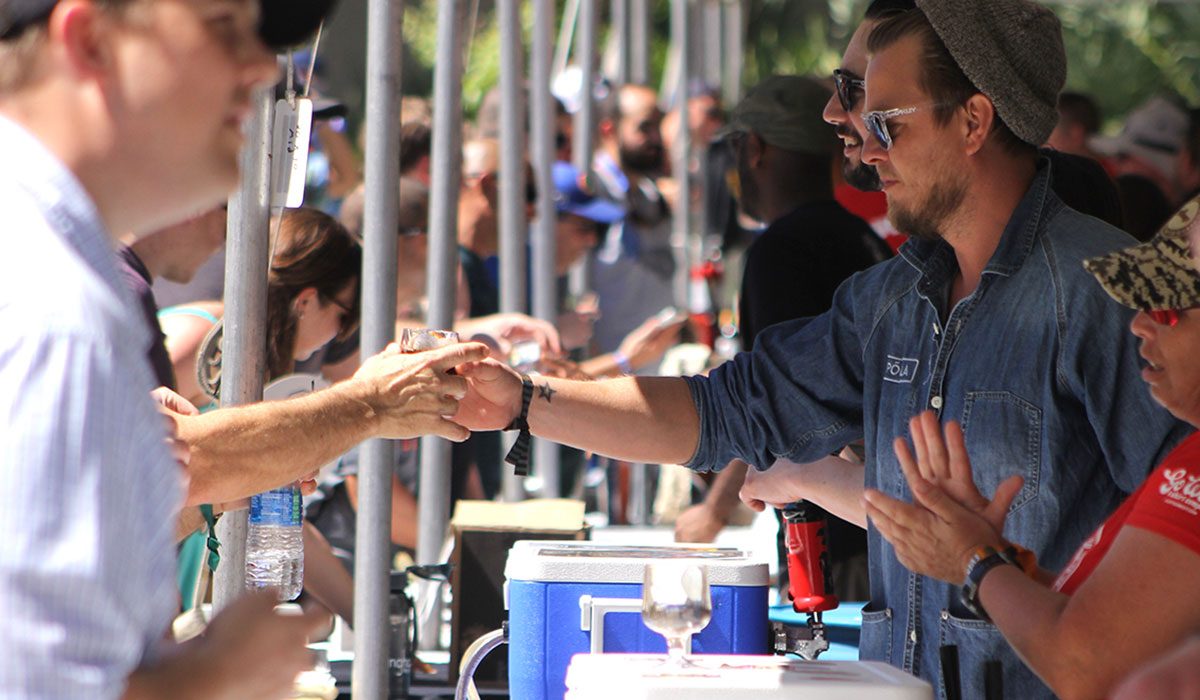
[564,654,933,700]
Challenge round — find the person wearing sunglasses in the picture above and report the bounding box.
[452,1,1189,696]
[863,195,1200,700]
[675,75,891,602]
[822,0,916,193]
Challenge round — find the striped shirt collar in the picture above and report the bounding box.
[0,113,130,303]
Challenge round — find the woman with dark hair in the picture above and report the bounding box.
[161,206,361,407]
[161,207,362,624]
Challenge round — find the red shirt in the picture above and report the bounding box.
[1054,432,1200,594]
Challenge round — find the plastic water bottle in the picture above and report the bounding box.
[245,483,304,600]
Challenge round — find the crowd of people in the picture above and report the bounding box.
[3,0,1200,698]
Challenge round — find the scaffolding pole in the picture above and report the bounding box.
[352,0,404,694]
[416,0,467,649]
[498,0,529,503]
[530,0,562,498]
[212,85,273,612]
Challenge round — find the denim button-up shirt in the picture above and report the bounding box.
[685,162,1190,698]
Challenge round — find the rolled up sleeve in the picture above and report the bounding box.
[684,276,873,472]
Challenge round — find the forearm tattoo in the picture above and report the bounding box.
[537,382,556,403]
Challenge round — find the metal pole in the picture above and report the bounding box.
[629,0,649,85]
[498,0,528,504]
[571,0,597,176]
[722,0,744,106]
[417,0,466,651]
[702,0,721,90]
[569,0,598,300]
[670,0,692,308]
[212,86,273,612]
[530,0,561,498]
[353,0,404,695]
[611,0,629,85]
[553,0,581,82]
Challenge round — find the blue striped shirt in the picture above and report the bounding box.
[0,116,182,698]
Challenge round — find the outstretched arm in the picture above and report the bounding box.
[454,359,701,466]
[175,342,490,505]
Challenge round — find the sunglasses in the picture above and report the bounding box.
[324,294,361,340]
[1148,308,1196,327]
[861,102,957,151]
[833,69,866,113]
[860,106,920,151]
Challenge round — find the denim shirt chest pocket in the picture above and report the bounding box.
[959,390,1043,514]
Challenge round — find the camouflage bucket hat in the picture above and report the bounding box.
[1083,193,1200,311]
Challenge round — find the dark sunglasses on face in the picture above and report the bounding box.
[833,69,866,113]
[325,294,360,340]
[526,181,539,205]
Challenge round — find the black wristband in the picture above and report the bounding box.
[504,374,534,476]
[961,545,1018,622]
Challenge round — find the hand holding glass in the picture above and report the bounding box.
[398,328,459,352]
[641,562,712,667]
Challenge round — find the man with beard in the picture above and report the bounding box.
[675,76,890,605]
[590,84,677,354]
[452,0,1189,695]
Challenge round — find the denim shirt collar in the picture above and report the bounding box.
[898,156,1056,296]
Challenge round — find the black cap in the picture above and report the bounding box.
[1,0,336,50]
[258,0,337,51]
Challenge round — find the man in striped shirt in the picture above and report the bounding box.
[0,1,342,697]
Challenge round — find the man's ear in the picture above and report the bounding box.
[51,1,113,82]
[480,171,499,205]
[598,118,617,140]
[962,94,997,156]
[746,132,767,168]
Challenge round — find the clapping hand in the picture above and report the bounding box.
[862,411,1023,582]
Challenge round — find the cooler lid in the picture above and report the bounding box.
[505,540,769,586]
[564,655,933,699]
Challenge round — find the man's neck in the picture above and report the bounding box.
[944,154,1039,306]
[457,200,497,257]
[758,186,831,225]
[128,235,169,279]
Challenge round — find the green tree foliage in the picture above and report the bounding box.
[396,0,1199,127]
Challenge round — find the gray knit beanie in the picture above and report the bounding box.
[915,0,1066,146]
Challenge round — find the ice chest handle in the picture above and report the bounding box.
[579,595,692,655]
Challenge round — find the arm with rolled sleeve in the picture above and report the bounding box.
[685,271,875,473]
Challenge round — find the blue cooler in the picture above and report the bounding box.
[505,541,770,700]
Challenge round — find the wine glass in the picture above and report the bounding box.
[398,328,460,352]
[641,562,712,668]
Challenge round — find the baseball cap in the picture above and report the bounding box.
[1091,96,1189,187]
[714,75,835,155]
[1083,193,1200,312]
[0,0,336,51]
[552,161,624,224]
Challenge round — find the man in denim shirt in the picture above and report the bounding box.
[455,1,1189,695]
